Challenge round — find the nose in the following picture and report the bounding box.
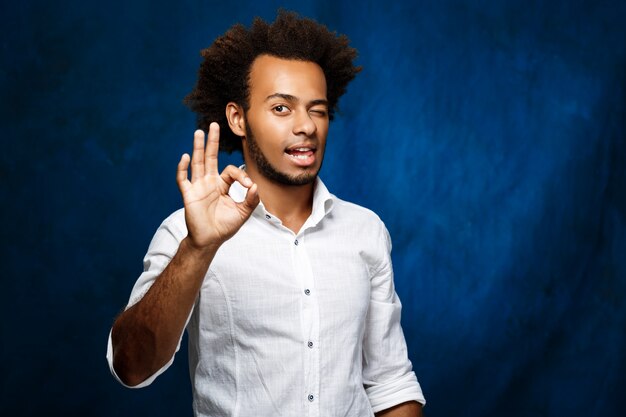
[292,110,317,136]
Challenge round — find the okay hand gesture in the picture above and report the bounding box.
[176,123,259,249]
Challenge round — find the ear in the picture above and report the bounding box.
[225,102,246,137]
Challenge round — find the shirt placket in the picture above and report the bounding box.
[291,232,320,417]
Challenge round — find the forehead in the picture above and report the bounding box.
[248,55,327,101]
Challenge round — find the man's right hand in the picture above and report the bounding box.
[176,122,259,249]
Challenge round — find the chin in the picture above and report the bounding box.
[272,169,319,186]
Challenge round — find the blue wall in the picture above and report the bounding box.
[1,0,624,415]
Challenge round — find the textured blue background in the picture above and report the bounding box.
[1,0,625,416]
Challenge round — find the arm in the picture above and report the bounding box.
[375,401,423,417]
[111,123,259,386]
[363,222,426,412]
[110,237,217,386]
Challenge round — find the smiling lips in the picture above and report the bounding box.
[285,146,317,166]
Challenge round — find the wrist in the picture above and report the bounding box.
[180,236,220,257]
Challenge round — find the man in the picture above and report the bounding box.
[107,11,425,417]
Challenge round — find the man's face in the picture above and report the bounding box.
[242,55,329,186]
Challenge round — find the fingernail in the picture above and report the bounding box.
[244,177,252,186]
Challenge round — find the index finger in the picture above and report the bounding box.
[205,122,220,176]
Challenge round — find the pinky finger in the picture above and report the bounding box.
[177,154,191,191]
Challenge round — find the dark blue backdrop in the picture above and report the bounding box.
[1,0,624,416]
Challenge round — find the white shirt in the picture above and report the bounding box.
[107,177,425,416]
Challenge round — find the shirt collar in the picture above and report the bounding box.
[308,176,334,227]
[228,165,335,228]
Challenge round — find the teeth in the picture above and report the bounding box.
[291,154,310,160]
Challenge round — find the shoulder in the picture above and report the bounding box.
[315,178,385,231]
[326,196,394,277]
[148,208,188,246]
[330,195,386,231]
[161,208,187,232]
[326,195,392,254]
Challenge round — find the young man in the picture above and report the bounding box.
[107,11,425,417]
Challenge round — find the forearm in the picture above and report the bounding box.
[375,401,423,417]
[111,237,218,386]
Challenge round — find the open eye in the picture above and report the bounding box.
[273,105,290,114]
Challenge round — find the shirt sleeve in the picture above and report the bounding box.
[362,222,426,412]
[106,209,189,388]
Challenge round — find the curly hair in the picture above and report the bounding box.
[183,10,361,153]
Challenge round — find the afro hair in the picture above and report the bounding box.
[183,10,361,153]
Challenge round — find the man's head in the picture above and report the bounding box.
[184,10,361,154]
[229,55,329,186]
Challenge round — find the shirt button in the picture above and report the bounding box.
[308,394,314,402]
[265,214,271,220]
[307,341,313,348]
[294,239,299,245]
[304,289,311,296]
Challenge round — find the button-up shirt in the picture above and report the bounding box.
[107,177,425,416]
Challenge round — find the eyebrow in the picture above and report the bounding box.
[265,93,329,107]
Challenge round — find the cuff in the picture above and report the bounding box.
[365,371,426,413]
[105,330,174,389]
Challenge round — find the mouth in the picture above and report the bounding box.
[284,145,318,167]
[285,146,316,160]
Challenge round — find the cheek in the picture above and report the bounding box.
[317,124,328,140]
[254,116,288,133]
[317,122,329,144]
[248,115,287,151]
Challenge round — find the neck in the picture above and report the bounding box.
[245,165,315,234]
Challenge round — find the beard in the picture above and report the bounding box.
[244,120,322,186]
